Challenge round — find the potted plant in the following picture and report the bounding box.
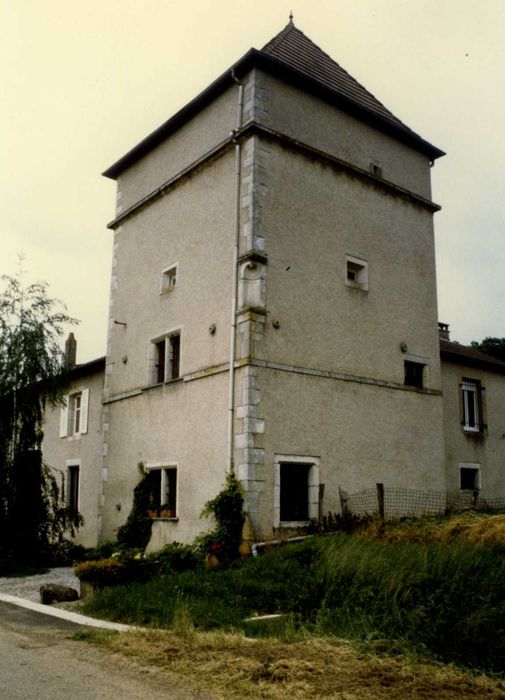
[158,503,175,518]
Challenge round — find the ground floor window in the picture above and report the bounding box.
[459,463,481,491]
[274,454,320,527]
[145,464,177,517]
[66,461,80,513]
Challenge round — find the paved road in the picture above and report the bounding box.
[0,602,212,699]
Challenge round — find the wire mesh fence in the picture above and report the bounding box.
[338,484,505,520]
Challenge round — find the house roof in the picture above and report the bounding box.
[68,356,106,380]
[440,339,505,374]
[103,21,443,180]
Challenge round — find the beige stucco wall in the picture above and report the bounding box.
[103,143,240,548]
[250,138,441,390]
[116,87,239,212]
[253,71,433,200]
[101,371,229,547]
[42,369,104,548]
[107,151,236,399]
[235,366,445,540]
[442,361,505,497]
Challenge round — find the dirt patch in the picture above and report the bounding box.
[82,628,505,699]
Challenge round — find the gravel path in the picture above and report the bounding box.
[0,568,80,602]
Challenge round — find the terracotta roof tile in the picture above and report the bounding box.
[262,21,411,133]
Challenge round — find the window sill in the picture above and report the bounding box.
[345,281,368,292]
[151,516,179,522]
[143,377,184,392]
[160,287,175,296]
[462,428,485,437]
[279,520,310,527]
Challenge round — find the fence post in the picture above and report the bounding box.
[376,483,385,522]
[339,486,349,516]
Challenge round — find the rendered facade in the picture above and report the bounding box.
[42,22,505,548]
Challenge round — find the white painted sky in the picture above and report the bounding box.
[2,0,504,362]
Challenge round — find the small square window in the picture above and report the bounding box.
[369,160,382,177]
[404,361,425,389]
[161,265,177,293]
[460,465,480,491]
[345,255,368,290]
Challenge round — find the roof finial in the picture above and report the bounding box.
[289,10,294,24]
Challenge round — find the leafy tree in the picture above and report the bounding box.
[0,267,79,567]
[470,337,505,362]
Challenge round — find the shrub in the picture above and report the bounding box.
[74,559,127,587]
[146,542,201,574]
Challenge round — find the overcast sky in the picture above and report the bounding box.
[2,0,504,363]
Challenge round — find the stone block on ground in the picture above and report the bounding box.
[40,583,79,605]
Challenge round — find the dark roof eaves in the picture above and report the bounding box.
[103,48,443,180]
[102,50,257,180]
[69,356,106,380]
[440,341,505,375]
[253,51,444,160]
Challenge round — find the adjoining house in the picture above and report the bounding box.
[439,327,505,504]
[42,21,505,549]
[42,333,105,548]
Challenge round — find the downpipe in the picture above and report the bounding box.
[226,72,244,475]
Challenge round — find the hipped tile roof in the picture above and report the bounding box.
[262,21,408,132]
[104,21,443,179]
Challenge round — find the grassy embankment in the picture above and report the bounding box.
[83,513,505,675]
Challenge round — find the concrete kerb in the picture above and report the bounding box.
[0,592,135,631]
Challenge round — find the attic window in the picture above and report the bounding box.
[161,265,177,293]
[345,255,368,290]
[369,160,382,177]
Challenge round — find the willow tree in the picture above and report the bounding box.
[0,269,78,566]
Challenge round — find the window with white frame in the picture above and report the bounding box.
[66,460,80,513]
[59,389,89,438]
[145,465,177,517]
[160,264,177,293]
[150,332,181,384]
[345,255,368,290]
[459,463,481,491]
[461,378,483,433]
[274,455,320,527]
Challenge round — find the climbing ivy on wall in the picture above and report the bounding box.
[199,473,245,565]
[117,464,157,552]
